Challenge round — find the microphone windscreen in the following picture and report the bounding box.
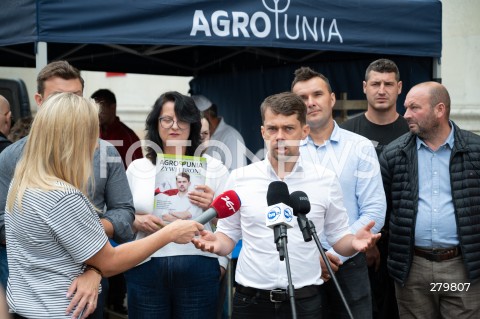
[290,191,311,216]
[266,181,290,206]
[210,190,242,219]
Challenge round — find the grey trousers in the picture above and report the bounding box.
[395,255,480,319]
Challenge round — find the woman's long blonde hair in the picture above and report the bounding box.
[6,93,99,211]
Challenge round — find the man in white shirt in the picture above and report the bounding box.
[164,172,193,222]
[193,92,380,319]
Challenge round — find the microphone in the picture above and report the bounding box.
[194,190,241,225]
[265,182,299,316]
[266,181,294,261]
[265,181,294,229]
[289,191,354,318]
[290,191,312,242]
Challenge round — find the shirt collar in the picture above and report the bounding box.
[330,121,341,142]
[301,120,340,147]
[263,153,305,180]
[416,120,455,150]
[213,117,226,134]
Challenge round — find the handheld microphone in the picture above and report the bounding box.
[194,190,241,225]
[265,181,294,229]
[290,191,312,242]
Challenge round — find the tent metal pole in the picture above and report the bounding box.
[433,57,442,83]
[36,41,48,75]
[227,259,233,318]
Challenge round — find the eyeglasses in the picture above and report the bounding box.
[158,117,189,130]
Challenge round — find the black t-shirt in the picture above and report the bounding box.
[340,113,409,156]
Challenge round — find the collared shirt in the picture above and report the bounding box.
[299,122,386,262]
[217,156,352,290]
[415,123,458,247]
[207,117,247,171]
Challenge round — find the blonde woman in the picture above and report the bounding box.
[5,93,204,319]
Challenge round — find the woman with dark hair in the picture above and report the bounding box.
[125,91,229,318]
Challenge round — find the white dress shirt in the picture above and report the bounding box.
[207,117,247,171]
[217,156,352,290]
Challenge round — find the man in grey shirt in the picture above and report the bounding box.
[0,61,135,318]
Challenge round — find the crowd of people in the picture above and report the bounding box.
[0,58,478,319]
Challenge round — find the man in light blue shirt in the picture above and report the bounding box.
[416,127,457,247]
[380,82,480,318]
[292,67,386,318]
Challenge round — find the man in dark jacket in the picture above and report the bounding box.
[0,95,12,153]
[380,81,480,318]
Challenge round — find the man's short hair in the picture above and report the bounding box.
[260,92,307,125]
[177,172,191,182]
[91,89,116,105]
[365,59,400,82]
[37,61,84,96]
[291,66,332,93]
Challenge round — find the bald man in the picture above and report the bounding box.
[380,82,480,318]
[0,96,12,154]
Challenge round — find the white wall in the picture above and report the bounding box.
[0,67,191,138]
[442,0,480,133]
[82,72,192,138]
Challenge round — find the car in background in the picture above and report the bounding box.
[0,78,31,124]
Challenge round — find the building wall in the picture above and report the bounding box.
[0,67,191,139]
[81,72,191,139]
[442,0,480,133]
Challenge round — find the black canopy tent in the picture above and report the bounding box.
[0,0,442,154]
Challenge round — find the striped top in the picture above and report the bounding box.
[5,182,108,318]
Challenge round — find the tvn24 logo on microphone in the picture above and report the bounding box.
[266,203,294,229]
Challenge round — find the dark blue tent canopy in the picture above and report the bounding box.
[42,0,441,56]
[1,0,441,74]
[0,0,442,155]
